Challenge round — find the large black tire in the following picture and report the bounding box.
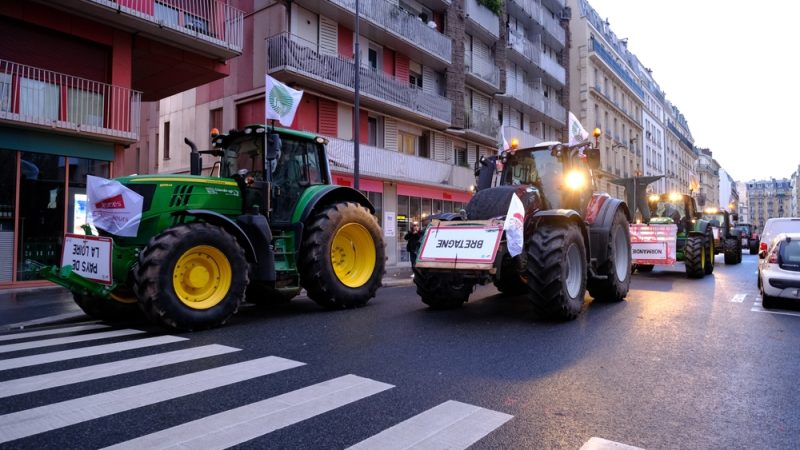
[300,202,385,309]
[493,253,527,295]
[723,237,741,265]
[526,221,587,320]
[465,186,518,220]
[414,269,475,309]
[749,241,758,255]
[73,292,140,322]
[684,235,706,279]
[761,293,777,309]
[134,223,249,331]
[587,209,631,302]
[704,227,715,275]
[636,264,654,273]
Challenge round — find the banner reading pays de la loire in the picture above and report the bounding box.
[86,175,144,238]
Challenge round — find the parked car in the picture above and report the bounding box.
[759,218,800,255]
[758,232,800,308]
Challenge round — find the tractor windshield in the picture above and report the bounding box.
[500,148,566,209]
[270,135,326,223]
[702,213,725,228]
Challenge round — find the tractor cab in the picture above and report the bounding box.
[647,193,697,232]
[207,125,331,223]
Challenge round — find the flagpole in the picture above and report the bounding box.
[353,0,360,190]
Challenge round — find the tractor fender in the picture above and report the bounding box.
[530,209,590,262]
[173,209,258,263]
[586,198,630,267]
[296,185,374,224]
[689,219,711,238]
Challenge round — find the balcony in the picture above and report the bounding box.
[541,98,566,124]
[507,29,541,70]
[504,125,542,149]
[590,37,644,99]
[43,0,245,59]
[539,51,566,86]
[465,0,499,40]
[506,0,564,49]
[497,78,544,116]
[464,50,500,93]
[0,59,141,143]
[267,33,451,128]
[465,108,500,143]
[294,0,452,68]
[325,137,474,190]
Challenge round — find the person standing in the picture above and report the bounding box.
[404,223,423,268]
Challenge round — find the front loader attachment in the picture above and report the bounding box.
[37,262,116,299]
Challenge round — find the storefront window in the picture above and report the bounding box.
[0,150,16,283]
[68,158,110,234]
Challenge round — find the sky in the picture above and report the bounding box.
[586,0,800,182]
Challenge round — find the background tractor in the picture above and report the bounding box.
[412,133,632,321]
[701,207,742,264]
[735,223,760,254]
[41,125,385,330]
[631,193,715,278]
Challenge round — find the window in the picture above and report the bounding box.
[164,121,171,160]
[399,131,416,156]
[418,131,430,158]
[455,147,468,167]
[210,108,223,133]
[368,47,379,71]
[0,73,10,112]
[67,88,104,128]
[409,71,422,88]
[368,116,383,147]
[20,78,58,121]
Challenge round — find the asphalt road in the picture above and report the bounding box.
[1,253,799,449]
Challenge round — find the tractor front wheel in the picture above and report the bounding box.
[134,223,248,330]
[684,235,706,279]
[526,221,587,320]
[300,202,385,309]
[723,237,742,265]
[587,209,631,302]
[704,228,715,275]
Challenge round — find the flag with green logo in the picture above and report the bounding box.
[265,75,304,126]
[568,111,589,145]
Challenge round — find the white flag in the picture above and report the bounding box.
[87,175,144,237]
[265,75,304,126]
[503,193,525,257]
[499,124,510,151]
[568,111,589,146]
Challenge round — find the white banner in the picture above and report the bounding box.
[418,225,503,263]
[568,111,589,146]
[631,242,668,261]
[61,234,113,284]
[87,175,144,238]
[503,193,525,257]
[265,75,303,126]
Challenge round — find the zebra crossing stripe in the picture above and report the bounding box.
[347,400,513,450]
[0,329,145,354]
[0,335,188,371]
[0,356,305,444]
[104,374,393,450]
[0,344,240,399]
[580,437,644,450]
[0,324,110,342]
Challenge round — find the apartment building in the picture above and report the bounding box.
[792,165,799,216]
[664,102,696,195]
[747,178,793,230]
[144,0,569,267]
[736,181,750,223]
[0,0,243,288]
[718,168,738,212]
[695,147,719,209]
[636,60,667,193]
[567,0,643,199]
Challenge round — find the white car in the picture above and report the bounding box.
[758,232,800,308]
[757,218,800,285]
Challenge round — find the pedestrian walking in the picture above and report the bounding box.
[404,223,423,268]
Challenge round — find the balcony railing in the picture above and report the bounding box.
[542,98,566,123]
[328,0,451,64]
[499,79,545,114]
[465,0,499,38]
[0,59,141,142]
[464,50,499,88]
[539,8,566,45]
[507,29,541,67]
[539,51,566,85]
[83,0,244,52]
[326,137,473,189]
[267,34,451,124]
[590,37,644,99]
[465,108,500,138]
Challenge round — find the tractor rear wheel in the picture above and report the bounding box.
[587,209,631,302]
[300,202,385,309]
[526,221,587,320]
[134,223,248,330]
[414,269,474,309]
[684,235,706,279]
[704,228,715,275]
[723,237,741,265]
[73,291,140,322]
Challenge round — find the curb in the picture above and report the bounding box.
[0,311,90,333]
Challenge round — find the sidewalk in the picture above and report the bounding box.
[0,266,415,331]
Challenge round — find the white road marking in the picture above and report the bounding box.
[0,356,305,444]
[0,335,188,371]
[731,294,747,303]
[0,344,240,399]
[0,324,109,342]
[104,375,393,450]
[580,437,645,450]
[751,300,800,317]
[0,329,145,354]
[347,400,513,450]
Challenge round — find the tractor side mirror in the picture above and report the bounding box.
[186,138,202,176]
[266,132,282,161]
[732,213,739,222]
[584,148,601,170]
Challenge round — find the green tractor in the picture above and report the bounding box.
[701,207,742,265]
[40,125,385,330]
[631,192,715,278]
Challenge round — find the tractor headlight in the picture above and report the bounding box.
[565,170,587,190]
[668,192,682,202]
[648,194,660,203]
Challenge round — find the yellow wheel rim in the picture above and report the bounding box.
[331,223,376,288]
[172,245,232,310]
